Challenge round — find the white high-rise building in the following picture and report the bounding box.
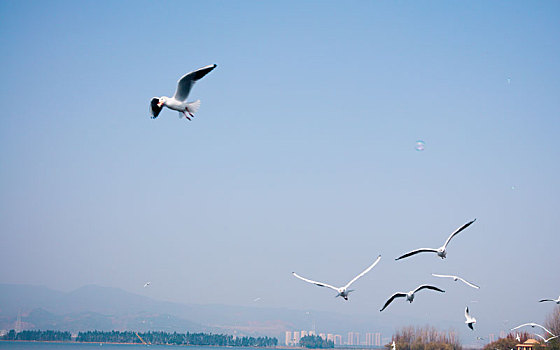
[285,331,292,346]
[301,330,308,338]
[327,334,334,342]
[319,333,326,340]
[375,333,381,346]
[334,334,342,345]
[347,332,359,345]
[293,331,301,345]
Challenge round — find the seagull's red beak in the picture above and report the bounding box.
[157,100,164,108]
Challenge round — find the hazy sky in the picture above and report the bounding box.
[1,0,559,342]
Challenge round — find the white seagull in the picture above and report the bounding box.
[391,340,396,350]
[395,219,476,260]
[143,282,151,288]
[292,255,381,300]
[465,307,476,330]
[539,296,560,304]
[534,333,559,343]
[380,284,445,312]
[432,274,480,289]
[150,64,217,120]
[511,323,556,337]
[515,334,520,342]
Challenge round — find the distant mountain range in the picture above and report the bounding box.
[0,284,402,340]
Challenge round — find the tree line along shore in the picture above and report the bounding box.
[1,329,278,347]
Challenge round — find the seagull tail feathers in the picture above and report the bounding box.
[186,100,201,115]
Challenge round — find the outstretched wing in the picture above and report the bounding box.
[344,255,381,289]
[432,273,455,279]
[457,277,480,289]
[292,272,339,292]
[395,248,438,261]
[173,64,217,102]
[414,284,445,294]
[443,219,476,249]
[380,293,407,312]
[511,323,555,336]
[465,306,470,319]
[150,97,163,118]
[539,299,555,302]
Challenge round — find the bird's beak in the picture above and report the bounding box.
[157,101,164,108]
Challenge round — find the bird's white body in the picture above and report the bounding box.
[380,285,445,311]
[144,282,151,288]
[391,340,396,350]
[292,255,381,301]
[465,307,476,330]
[395,219,476,261]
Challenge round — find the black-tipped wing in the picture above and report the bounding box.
[150,97,163,118]
[380,293,406,312]
[173,64,217,102]
[395,248,438,260]
[468,323,474,330]
[443,219,476,248]
[413,284,445,294]
[539,299,554,302]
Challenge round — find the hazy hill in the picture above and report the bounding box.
[0,283,408,339]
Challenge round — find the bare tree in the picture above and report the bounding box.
[387,325,461,350]
[544,305,560,350]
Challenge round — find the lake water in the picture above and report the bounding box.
[0,342,267,350]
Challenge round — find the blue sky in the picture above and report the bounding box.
[1,0,559,343]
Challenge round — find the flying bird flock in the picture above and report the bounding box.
[148,65,558,347]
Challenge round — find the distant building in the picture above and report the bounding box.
[319,333,326,340]
[334,334,342,345]
[515,339,541,350]
[293,331,301,345]
[347,332,359,345]
[327,334,334,342]
[375,333,381,346]
[301,330,308,338]
[285,331,292,346]
[489,334,495,342]
[365,333,374,346]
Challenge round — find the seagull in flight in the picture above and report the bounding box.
[292,255,381,300]
[379,284,445,312]
[143,282,151,288]
[515,334,521,342]
[150,64,217,120]
[395,219,476,260]
[391,340,396,350]
[511,323,556,337]
[465,307,476,330]
[432,274,480,289]
[539,295,560,304]
[534,333,559,343]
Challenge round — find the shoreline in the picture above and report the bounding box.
[0,339,284,348]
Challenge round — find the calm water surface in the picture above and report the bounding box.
[0,342,264,350]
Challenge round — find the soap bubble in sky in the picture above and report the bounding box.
[415,140,425,151]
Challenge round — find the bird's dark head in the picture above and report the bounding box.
[150,97,164,118]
